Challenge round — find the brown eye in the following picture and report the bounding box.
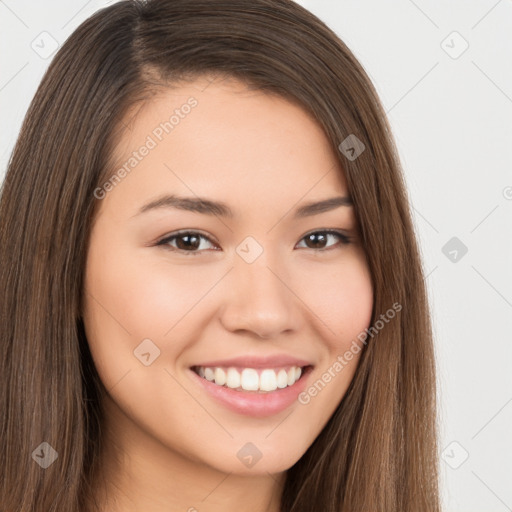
[296,230,351,251]
[157,231,217,255]
[156,229,351,256]
[173,233,201,251]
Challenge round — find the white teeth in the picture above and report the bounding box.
[204,367,215,381]
[241,368,259,390]
[259,369,277,392]
[214,367,226,386]
[276,369,288,388]
[194,365,306,392]
[226,367,241,389]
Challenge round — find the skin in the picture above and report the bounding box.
[82,75,374,512]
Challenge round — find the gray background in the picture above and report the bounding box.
[1,1,511,510]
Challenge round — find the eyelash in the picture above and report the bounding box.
[155,229,352,256]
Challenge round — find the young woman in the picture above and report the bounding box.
[0,1,441,511]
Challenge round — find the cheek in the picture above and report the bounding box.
[336,262,374,339]
[84,242,199,338]
[81,235,179,385]
[297,252,374,344]
[292,260,373,437]
[82,239,223,385]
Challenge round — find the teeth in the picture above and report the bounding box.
[276,369,288,389]
[204,367,215,381]
[194,365,306,392]
[259,369,277,391]
[241,368,259,390]
[214,367,226,386]
[226,367,241,388]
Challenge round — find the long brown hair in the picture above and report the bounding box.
[0,1,440,510]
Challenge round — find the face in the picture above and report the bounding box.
[83,75,374,481]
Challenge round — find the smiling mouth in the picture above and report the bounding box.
[190,364,313,393]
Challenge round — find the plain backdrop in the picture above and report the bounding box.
[1,1,511,511]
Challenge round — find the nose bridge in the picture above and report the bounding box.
[219,246,300,338]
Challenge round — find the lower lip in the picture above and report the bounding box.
[189,366,313,418]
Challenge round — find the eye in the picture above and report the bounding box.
[155,229,351,256]
[295,230,351,251]
[156,230,218,256]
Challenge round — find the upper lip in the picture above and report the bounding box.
[191,354,314,369]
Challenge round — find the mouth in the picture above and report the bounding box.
[190,364,314,394]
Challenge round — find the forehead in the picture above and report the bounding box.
[100,77,349,220]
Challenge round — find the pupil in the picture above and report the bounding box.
[307,233,326,249]
[177,234,200,250]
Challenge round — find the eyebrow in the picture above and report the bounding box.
[134,194,353,219]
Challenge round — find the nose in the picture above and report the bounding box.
[219,254,303,339]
